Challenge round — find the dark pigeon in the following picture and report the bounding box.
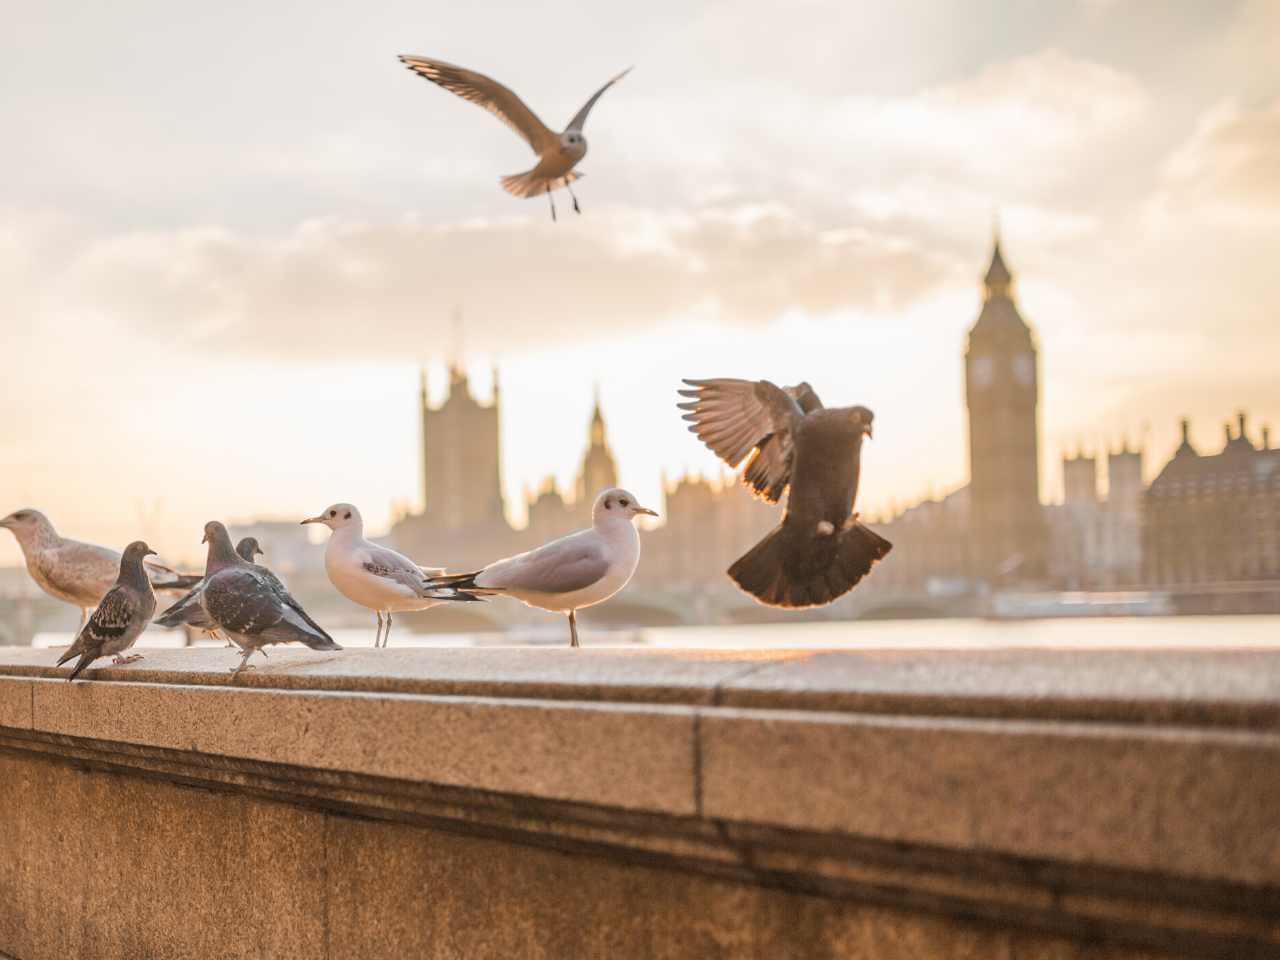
[197,522,341,674]
[153,537,269,640]
[678,378,892,608]
[58,541,158,681]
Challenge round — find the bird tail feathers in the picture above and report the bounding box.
[728,519,893,609]
[153,574,203,592]
[501,168,581,198]
[421,571,494,601]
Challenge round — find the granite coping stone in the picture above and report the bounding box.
[1,645,1280,725]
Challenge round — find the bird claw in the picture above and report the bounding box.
[112,654,144,665]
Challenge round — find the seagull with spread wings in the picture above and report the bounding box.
[678,379,893,608]
[399,56,630,221]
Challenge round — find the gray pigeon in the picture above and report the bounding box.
[0,508,201,630]
[197,521,341,674]
[153,537,265,640]
[57,541,158,681]
[678,378,892,608]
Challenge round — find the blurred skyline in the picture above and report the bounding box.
[2,0,1279,566]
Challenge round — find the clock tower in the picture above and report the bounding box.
[964,234,1046,581]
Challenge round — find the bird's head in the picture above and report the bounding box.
[849,406,874,439]
[236,537,264,562]
[593,487,658,525]
[301,503,362,531]
[560,131,586,154]
[122,541,158,561]
[0,508,54,544]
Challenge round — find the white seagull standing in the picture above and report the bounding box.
[398,55,630,221]
[302,503,479,647]
[423,488,657,648]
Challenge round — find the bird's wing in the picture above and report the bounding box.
[478,536,610,595]
[57,585,134,665]
[677,378,805,504]
[565,67,631,132]
[399,56,559,155]
[154,582,209,628]
[202,568,286,636]
[256,567,332,640]
[360,545,433,594]
[37,541,118,605]
[418,565,446,577]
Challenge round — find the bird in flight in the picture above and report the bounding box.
[678,379,892,608]
[399,56,630,221]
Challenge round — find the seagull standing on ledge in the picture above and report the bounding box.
[398,56,630,221]
[302,503,480,647]
[0,509,201,630]
[58,541,157,681]
[424,488,657,648]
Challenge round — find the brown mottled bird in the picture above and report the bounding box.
[678,378,892,608]
[57,541,158,681]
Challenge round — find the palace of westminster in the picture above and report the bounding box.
[374,230,1279,623]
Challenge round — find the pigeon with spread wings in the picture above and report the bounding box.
[398,55,629,220]
[678,379,892,608]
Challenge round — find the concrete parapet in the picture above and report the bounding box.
[0,645,1278,958]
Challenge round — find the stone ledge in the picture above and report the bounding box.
[2,646,1280,958]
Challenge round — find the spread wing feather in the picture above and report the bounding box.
[399,56,558,155]
[677,378,807,504]
[565,68,631,132]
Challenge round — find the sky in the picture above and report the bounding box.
[2,0,1279,567]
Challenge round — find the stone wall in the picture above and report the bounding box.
[1,645,1277,958]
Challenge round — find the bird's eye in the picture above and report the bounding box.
[619,498,629,507]
[329,511,336,517]
[344,511,351,520]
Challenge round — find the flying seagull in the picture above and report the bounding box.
[0,508,201,630]
[58,541,157,681]
[154,537,273,643]
[197,521,341,675]
[398,55,630,221]
[424,487,656,648]
[302,502,481,647]
[678,379,892,608]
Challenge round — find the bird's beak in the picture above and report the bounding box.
[146,548,158,557]
[300,516,323,525]
[635,507,659,518]
[200,533,208,544]
[866,424,873,439]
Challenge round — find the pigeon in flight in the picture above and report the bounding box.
[302,502,481,648]
[197,521,341,675]
[678,379,892,608]
[398,55,630,221]
[424,488,657,648]
[58,541,158,681]
[153,537,273,642]
[0,508,201,630]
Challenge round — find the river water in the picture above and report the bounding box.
[28,614,1280,652]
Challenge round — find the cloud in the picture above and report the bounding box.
[1158,95,1280,216]
[50,207,961,358]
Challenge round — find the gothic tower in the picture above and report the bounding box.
[574,395,619,506]
[964,235,1046,580]
[420,363,507,533]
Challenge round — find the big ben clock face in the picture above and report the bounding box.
[971,355,995,388]
[1012,353,1034,387]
